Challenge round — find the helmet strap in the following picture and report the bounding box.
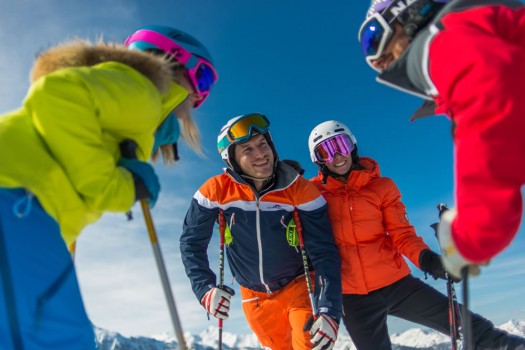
[321,172,329,185]
[351,146,360,165]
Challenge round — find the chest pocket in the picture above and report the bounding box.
[222,209,298,250]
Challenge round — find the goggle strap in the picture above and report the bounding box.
[380,0,405,23]
[126,29,193,67]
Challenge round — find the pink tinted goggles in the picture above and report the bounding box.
[125,29,218,108]
[314,134,354,164]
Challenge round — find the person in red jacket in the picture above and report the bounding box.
[307,120,525,350]
[357,0,525,280]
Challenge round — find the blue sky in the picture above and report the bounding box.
[2,0,524,340]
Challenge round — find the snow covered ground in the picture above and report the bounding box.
[95,319,525,350]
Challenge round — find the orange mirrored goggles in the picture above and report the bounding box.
[217,113,271,155]
[227,113,270,143]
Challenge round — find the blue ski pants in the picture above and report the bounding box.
[0,188,96,350]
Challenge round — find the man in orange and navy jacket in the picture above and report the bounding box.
[180,113,342,350]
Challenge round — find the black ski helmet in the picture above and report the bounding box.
[366,0,449,37]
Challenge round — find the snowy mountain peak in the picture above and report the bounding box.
[391,328,450,347]
[499,319,525,336]
[95,319,525,350]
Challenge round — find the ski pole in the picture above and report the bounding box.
[461,267,473,350]
[218,210,226,350]
[437,205,473,350]
[120,140,188,350]
[432,203,462,350]
[293,208,317,317]
[446,271,462,350]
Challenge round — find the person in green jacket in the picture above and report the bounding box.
[0,25,217,349]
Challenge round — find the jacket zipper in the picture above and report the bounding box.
[255,200,271,294]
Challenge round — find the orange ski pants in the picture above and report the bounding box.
[240,275,314,350]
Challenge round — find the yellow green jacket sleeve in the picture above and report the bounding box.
[0,61,188,245]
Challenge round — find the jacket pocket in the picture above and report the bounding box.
[35,261,74,330]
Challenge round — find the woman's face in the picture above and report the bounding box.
[179,74,204,107]
[371,21,410,72]
[173,75,202,120]
[324,152,353,176]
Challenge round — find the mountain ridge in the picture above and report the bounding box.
[95,319,525,350]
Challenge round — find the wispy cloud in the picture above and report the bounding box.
[0,0,139,111]
[75,183,241,337]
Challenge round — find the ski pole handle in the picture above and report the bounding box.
[437,203,448,218]
[431,203,449,238]
[119,139,139,221]
[120,139,139,160]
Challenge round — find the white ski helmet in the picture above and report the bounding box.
[308,120,357,163]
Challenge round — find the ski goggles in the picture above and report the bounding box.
[217,113,270,154]
[358,13,393,71]
[125,29,218,108]
[313,134,354,164]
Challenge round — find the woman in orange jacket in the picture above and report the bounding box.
[307,120,525,350]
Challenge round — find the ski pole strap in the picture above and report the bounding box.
[219,210,226,246]
[216,218,232,245]
[293,208,317,316]
[286,218,300,247]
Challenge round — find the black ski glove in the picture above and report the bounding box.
[419,249,448,281]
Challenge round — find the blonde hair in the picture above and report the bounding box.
[151,116,203,165]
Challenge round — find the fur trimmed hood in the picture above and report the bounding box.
[30,40,175,94]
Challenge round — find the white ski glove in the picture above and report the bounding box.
[304,313,339,350]
[201,285,235,320]
[438,208,483,280]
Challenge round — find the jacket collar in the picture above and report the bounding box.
[319,157,381,192]
[225,160,299,197]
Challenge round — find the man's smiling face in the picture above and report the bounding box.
[234,133,275,179]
